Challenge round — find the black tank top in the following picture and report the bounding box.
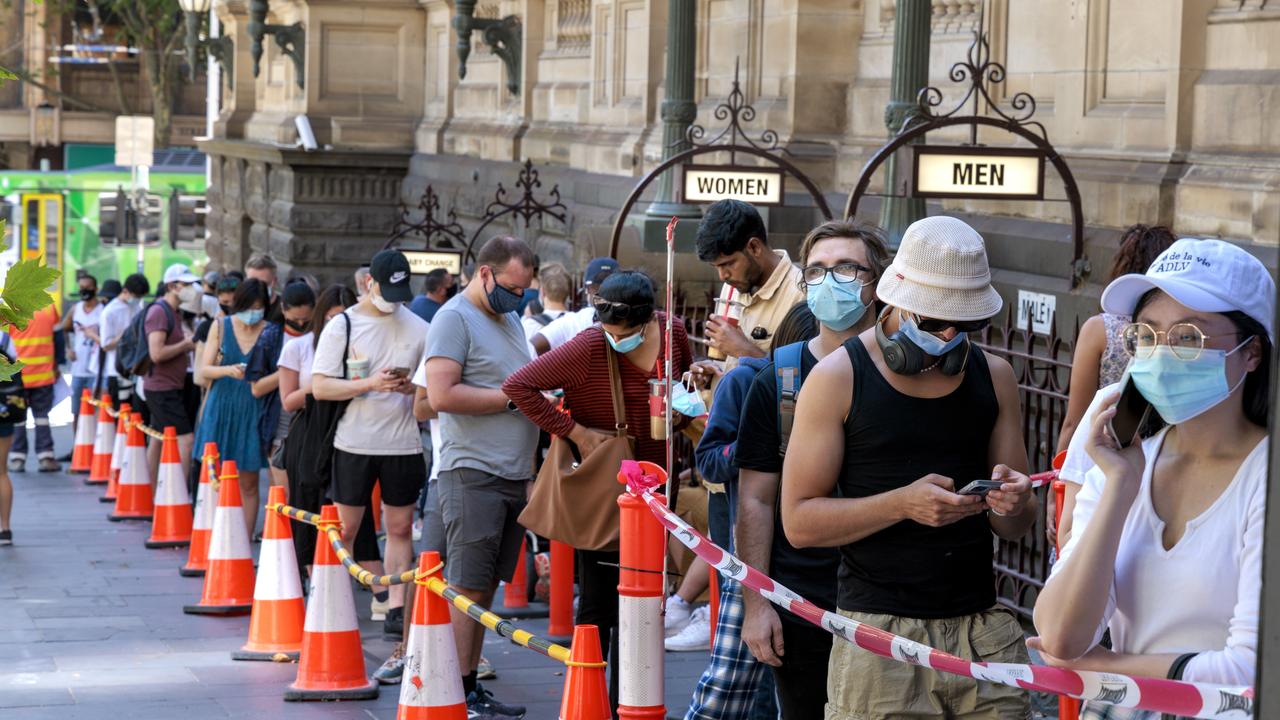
[837,339,999,618]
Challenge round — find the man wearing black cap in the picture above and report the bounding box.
[529,256,617,355]
[312,249,429,637]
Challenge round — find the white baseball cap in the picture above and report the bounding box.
[1101,238,1275,340]
[163,263,201,285]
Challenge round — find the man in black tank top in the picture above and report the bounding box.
[778,217,1038,720]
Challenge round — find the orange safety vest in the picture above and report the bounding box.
[9,305,60,388]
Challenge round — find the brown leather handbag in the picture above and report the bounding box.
[518,347,634,551]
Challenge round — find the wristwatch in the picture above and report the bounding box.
[506,398,519,413]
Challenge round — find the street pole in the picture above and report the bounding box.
[131,163,143,274]
[879,0,931,248]
[645,0,700,223]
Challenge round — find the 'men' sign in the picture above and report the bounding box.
[682,165,785,206]
[913,146,1045,201]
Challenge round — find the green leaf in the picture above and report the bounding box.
[0,65,15,81]
[0,258,60,331]
[0,356,23,382]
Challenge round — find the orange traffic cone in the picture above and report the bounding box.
[285,504,378,701]
[69,390,95,474]
[100,405,130,504]
[146,426,193,548]
[108,417,153,522]
[397,551,466,719]
[87,393,115,484]
[559,625,611,720]
[180,443,218,577]
[184,460,254,615]
[233,485,304,661]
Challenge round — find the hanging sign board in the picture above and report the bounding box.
[913,146,1044,200]
[1016,289,1056,335]
[401,250,462,276]
[681,165,785,206]
[114,116,154,168]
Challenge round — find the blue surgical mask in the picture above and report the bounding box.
[235,309,265,326]
[807,276,868,331]
[900,311,966,356]
[671,382,708,418]
[606,327,645,354]
[1129,340,1251,424]
[486,273,523,315]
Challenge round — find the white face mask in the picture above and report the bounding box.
[370,291,398,314]
[178,284,201,304]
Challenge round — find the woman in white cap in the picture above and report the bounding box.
[1033,238,1272,704]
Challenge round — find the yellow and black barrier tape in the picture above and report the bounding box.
[266,501,582,667]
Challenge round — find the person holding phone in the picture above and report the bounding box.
[780,217,1037,720]
[195,278,272,533]
[1032,239,1272,703]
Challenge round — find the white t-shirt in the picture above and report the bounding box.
[97,297,137,380]
[70,301,103,377]
[1051,428,1267,685]
[312,305,429,456]
[278,333,316,389]
[411,362,442,482]
[534,305,596,352]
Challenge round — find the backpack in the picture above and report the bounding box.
[116,300,175,378]
[773,341,804,457]
[0,333,26,425]
[530,312,554,327]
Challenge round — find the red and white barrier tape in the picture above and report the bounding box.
[620,465,1253,720]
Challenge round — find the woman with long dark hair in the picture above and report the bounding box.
[1033,239,1271,710]
[503,270,693,710]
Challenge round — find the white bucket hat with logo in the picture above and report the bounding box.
[875,216,1004,322]
[1102,237,1275,340]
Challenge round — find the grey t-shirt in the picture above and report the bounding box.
[425,294,538,480]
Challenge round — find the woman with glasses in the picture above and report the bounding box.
[1033,239,1272,707]
[1051,225,1176,548]
[502,270,693,711]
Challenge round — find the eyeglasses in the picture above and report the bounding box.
[1121,322,1241,361]
[914,315,991,334]
[801,262,873,287]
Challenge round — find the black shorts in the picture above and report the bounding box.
[330,449,426,508]
[145,388,192,435]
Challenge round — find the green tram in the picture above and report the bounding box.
[0,151,209,313]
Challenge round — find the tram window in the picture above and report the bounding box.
[25,199,39,252]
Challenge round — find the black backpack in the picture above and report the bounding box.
[116,300,175,378]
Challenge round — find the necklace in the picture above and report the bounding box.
[919,358,942,373]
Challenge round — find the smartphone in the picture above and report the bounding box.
[957,479,1003,497]
[1108,376,1152,448]
[389,367,410,379]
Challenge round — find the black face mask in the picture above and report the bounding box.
[446,284,458,299]
[220,303,232,316]
[80,288,96,301]
[285,319,308,333]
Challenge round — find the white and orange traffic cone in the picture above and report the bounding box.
[559,625,612,720]
[69,390,95,474]
[617,461,667,720]
[184,460,254,615]
[146,426,193,549]
[397,550,465,719]
[87,393,115,485]
[180,442,218,577]
[108,416,153,522]
[233,485,304,661]
[285,504,378,701]
[100,405,130,504]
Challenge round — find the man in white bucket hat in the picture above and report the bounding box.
[780,216,1036,719]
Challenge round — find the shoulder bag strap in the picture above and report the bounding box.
[606,345,627,437]
[340,312,352,379]
[775,341,804,457]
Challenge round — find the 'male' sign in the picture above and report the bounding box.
[682,166,785,206]
[913,146,1044,200]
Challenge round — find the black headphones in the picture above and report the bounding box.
[874,307,970,376]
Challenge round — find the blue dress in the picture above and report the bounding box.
[195,317,264,472]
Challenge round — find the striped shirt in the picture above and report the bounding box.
[10,305,60,387]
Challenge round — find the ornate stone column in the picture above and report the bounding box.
[642,0,700,249]
[879,0,931,247]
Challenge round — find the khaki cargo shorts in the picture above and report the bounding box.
[825,607,1032,720]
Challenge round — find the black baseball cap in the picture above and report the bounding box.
[100,279,122,300]
[583,257,618,287]
[369,249,413,303]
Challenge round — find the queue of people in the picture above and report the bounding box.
[0,197,1267,720]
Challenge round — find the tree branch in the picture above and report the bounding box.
[106,60,132,115]
[6,64,114,113]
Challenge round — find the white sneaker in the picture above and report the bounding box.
[664,595,693,638]
[665,605,711,652]
[371,595,390,622]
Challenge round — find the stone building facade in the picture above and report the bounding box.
[201,0,1280,325]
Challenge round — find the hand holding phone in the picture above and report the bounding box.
[957,479,1003,497]
[1107,376,1152,449]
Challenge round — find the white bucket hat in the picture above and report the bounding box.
[876,216,1003,322]
[1101,238,1275,340]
